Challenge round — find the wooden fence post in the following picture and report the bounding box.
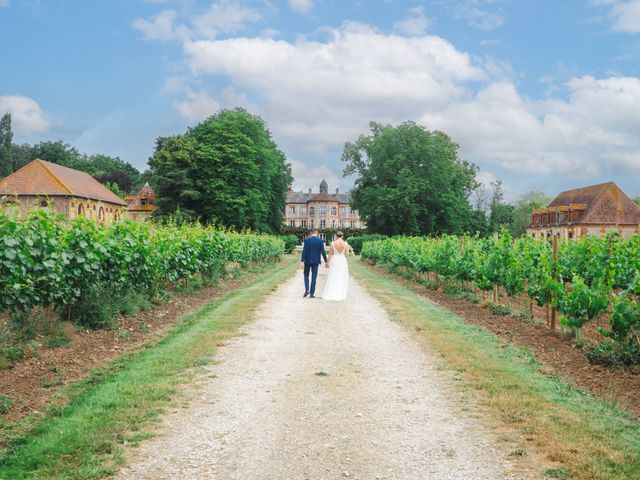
[551,234,558,332]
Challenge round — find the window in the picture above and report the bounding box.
[350,208,355,215]
[350,220,355,228]
[310,219,314,228]
[40,200,48,208]
[300,207,307,215]
[310,207,315,215]
[319,206,326,215]
[77,204,85,216]
[340,207,346,216]
[331,207,337,216]
[340,220,344,227]
[301,220,307,228]
[332,220,336,228]
[98,207,105,221]
[320,220,326,228]
[290,220,296,226]
[289,206,296,214]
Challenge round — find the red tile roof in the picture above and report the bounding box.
[0,159,126,205]
[532,182,640,227]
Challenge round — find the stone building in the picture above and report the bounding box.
[284,180,365,233]
[0,159,126,223]
[126,182,158,221]
[527,182,640,240]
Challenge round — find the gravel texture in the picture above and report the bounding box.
[116,267,526,479]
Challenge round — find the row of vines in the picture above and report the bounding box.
[0,209,285,321]
[361,233,640,364]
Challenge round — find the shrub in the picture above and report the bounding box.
[280,234,299,254]
[489,303,512,316]
[0,394,13,414]
[347,234,387,255]
[584,340,640,367]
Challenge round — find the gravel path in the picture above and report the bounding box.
[116,267,525,479]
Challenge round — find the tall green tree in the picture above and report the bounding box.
[0,113,13,178]
[488,180,514,232]
[509,191,551,236]
[342,121,478,236]
[148,108,292,233]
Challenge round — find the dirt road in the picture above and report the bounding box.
[116,266,525,479]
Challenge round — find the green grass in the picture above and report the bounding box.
[352,260,640,480]
[0,257,298,480]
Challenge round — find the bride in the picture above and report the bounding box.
[323,231,350,301]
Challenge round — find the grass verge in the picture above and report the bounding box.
[0,257,298,480]
[352,259,640,480]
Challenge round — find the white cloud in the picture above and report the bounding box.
[290,158,341,193]
[172,90,220,122]
[454,1,506,30]
[288,0,313,14]
[423,76,640,176]
[0,95,51,136]
[133,10,183,41]
[192,1,262,38]
[598,0,640,33]
[394,6,430,36]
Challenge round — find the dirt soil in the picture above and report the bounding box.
[0,263,284,427]
[364,263,640,419]
[116,267,534,479]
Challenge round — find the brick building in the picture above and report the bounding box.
[126,182,158,221]
[284,180,365,232]
[0,159,126,223]
[527,182,640,240]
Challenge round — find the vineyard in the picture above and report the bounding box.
[0,209,284,330]
[361,233,640,365]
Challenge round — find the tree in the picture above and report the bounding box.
[509,191,551,236]
[342,121,478,236]
[148,108,292,233]
[488,180,514,232]
[0,113,13,177]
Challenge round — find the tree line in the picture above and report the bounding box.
[2,107,548,238]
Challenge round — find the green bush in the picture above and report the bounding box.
[584,340,640,367]
[280,234,299,254]
[489,303,512,316]
[0,394,13,414]
[347,234,387,255]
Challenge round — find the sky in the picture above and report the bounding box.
[1,0,640,201]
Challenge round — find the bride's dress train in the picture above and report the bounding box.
[323,243,349,301]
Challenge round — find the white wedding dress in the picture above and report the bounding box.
[323,242,349,301]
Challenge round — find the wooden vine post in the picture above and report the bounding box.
[551,234,558,332]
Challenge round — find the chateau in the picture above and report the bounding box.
[527,182,640,240]
[285,180,365,230]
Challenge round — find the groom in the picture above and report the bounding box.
[300,229,328,298]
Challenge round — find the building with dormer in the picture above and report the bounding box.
[527,182,640,240]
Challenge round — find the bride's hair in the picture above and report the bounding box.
[335,231,343,238]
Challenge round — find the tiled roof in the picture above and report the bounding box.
[0,159,127,205]
[532,182,640,227]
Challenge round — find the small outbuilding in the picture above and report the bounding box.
[126,182,158,221]
[527,182,640,240]
[0,159,126,223]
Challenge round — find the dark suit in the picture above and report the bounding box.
[301,235,328,295]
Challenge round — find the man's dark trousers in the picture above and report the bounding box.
[301,235,328,296]
[303,263,319,296]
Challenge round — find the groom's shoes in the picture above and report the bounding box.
[310,294,316,298]
[303,292,309,297]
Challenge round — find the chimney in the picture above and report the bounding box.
[287,187,293,194]
[308,187,312,194]
[336,188,339,195]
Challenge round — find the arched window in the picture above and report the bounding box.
[98,206,105,221]
[77,204,85,216]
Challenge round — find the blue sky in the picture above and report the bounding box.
[2,0,640,201]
